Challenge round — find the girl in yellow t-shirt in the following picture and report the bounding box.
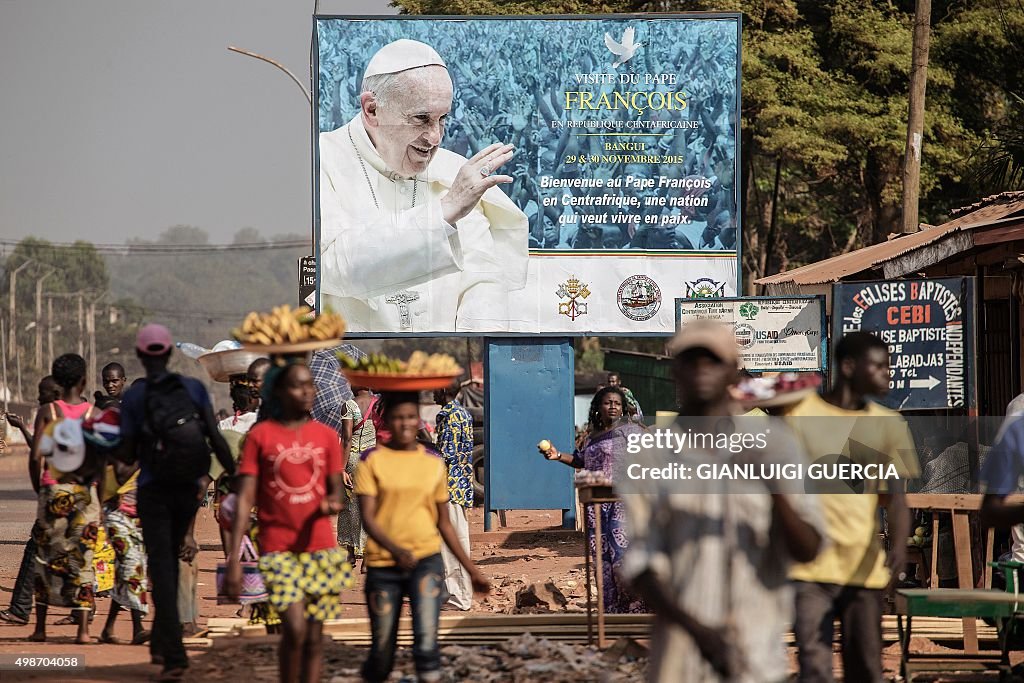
[354,391,490,683]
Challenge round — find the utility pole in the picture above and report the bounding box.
[901,0,932,234]
[35,269,54,369]
[8,259,33,354]
[15,333,22,403]
[47,297,54,371]
[87,301,97,395]
[77,294,84,357]
[44,293,81,370]
[0,317,8,411]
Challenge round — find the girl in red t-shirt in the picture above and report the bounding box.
[225,360,351,683]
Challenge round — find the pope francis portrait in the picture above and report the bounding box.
[318,39,530,333]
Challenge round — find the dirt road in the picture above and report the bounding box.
[0,448,588,681]
[1,449,1018,681]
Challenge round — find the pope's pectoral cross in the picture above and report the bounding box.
[385,290,420,330]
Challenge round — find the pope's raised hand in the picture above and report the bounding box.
[441,143,515,226]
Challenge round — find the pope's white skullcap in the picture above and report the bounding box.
[364,39,447,79]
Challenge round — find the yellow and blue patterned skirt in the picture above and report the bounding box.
[258,546,353,621]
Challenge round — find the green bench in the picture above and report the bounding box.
[898,562,1024,681]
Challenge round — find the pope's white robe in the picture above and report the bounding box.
[318,116,529,333]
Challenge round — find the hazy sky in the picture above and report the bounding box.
[0,0,395,246]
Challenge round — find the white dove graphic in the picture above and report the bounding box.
[604,27,643,67]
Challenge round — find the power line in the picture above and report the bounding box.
[139,308,248,321]
[0,239,310,254]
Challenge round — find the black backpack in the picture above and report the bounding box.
[142,374,212,484]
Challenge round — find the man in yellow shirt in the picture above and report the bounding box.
[786,332,918,682]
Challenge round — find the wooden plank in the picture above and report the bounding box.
[899,588,1024,603]
[931,512,940,588]
[985,527,995,590]
[882,232,974,280]
[323,613,651,634]
[906,494,1024,510]
[331,632,643,640]
[952,511,979,653]
[183,637,213,647]
[970,223,1024,247]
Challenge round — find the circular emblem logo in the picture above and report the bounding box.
[617,275,661,321]
[686,278,725,299]
[734,323,755,349]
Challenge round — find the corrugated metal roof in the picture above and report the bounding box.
[756,193,1024,286]
[949,191,1024,217]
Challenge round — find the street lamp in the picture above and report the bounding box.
[15,319,36,403]
[8,258,33,352]
[35,268,55,369]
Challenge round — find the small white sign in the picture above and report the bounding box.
[675,297,825,371]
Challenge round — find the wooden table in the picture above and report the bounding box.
[577,484,617,648]
[904,494,1024,652]
[897,588,1022,681]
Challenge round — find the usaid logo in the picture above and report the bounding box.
[734,323,755,349]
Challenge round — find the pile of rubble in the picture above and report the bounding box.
[190,630,647,682]
[478,569,593,614]
[439,633,648,683]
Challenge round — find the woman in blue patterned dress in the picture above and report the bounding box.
[540,387,647,614]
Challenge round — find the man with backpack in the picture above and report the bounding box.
[116,324,234,682]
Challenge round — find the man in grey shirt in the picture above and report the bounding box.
[620,320,824,682]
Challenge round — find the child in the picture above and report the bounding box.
[355,392,491,683]
[224,359,351,683]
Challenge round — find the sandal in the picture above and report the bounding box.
[0,610,29,625]
[132,629,152,645]
[54,615,76,626]
[99,632,122,645]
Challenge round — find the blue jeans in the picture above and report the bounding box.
[362,553,444,682]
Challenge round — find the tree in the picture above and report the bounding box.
[389,0,1011,287]
[934,0,1024,193]
[1,238,145,400]
[108,226,309,349]
[2,237,109,296]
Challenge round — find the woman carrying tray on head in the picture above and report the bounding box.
[538,387,648,615]
[224,356,352,683]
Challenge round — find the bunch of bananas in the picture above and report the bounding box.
[232,305,346,345]
[339,351,462,376]
[406,351,461,375]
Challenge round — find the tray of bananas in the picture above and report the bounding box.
[339,351,463,391]
[232,305,347,354]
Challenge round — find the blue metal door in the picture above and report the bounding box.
[484,339,575,530]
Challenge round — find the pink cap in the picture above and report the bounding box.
[136,323,173,356]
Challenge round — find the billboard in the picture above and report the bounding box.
[832,278,974,411]
[675,296,826,371]
[314,15,741,334]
